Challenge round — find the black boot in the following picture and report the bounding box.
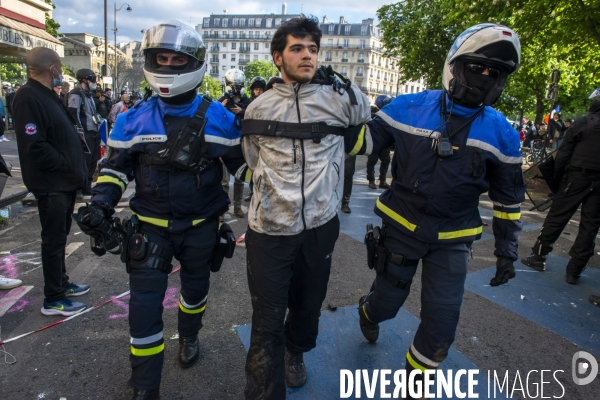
[341,202,351,213]
[358,295,379,343]
[178,335,199,368]
[285,348,307,387]
[368,180,377,189]
[566,260,587,284]
[379,178,390,189]
[589,295,600,308]
[521,240,549,271]
[131,388,160,400]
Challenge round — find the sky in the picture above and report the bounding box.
[52,0,389,44]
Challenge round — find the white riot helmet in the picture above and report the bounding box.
[442,23,521,107]
[224,68,246,95]
[142,21,206,97]
[589,88,600,100]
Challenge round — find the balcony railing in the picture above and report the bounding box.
[356,73,364,77]
[239,59,251,65]
[239,48,251,53]
[341,58,348,62]
[210,47,220,52]
[320,44,375,50]
[209,71,219,76]
[325,57,332,62]
[210,58,219,63]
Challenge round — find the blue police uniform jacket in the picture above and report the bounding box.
[90,94,250,232]
[363,90,525,260]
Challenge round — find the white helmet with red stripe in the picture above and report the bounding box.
[142,20,206,97]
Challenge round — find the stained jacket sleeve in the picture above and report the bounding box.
[90,113,133,215]
[13,96,69,173]
[487,147,526,261]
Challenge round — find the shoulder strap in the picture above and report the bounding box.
[242,119,345,144]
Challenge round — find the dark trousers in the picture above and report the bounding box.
[366,146,391,182]
[128,219,217,390]
[36,192,77,302]
[342,155,356,204]
[84,130,101,191]
[538,169,600,266]
[244,216,340,400]
[364,223,471,369]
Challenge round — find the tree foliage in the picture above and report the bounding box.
[377,0,600,121]
[0,63,25,84]
[44,1,62,38]
[201,75,224,99]
[243,60,277,90]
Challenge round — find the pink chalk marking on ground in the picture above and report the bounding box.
[0,286,33,316]
[108,287,181,319]
[0,252,40,279]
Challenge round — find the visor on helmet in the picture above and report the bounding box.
[142,21,206,61]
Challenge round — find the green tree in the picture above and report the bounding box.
[243,60,277,90]
[44,1,62,37]
[377,0,600,122]
[0,63,25,84]
[201,75,225,99]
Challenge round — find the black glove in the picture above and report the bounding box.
[73,204,108,238]
[490,257,516,287]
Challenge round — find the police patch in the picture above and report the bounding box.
[25,123,37,135]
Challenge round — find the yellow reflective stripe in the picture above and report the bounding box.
[131,212,169,228]
[375,198,417,232]
[406,351,427,372]
[96,175,125,192]
[192,218,205,226]
[438,226,483,240]
[492,210,521,220]
[179,301,206,314]
[130,343,164,357]
[361,304,374,323]
[348,125,365,156]
[243,167,253,184]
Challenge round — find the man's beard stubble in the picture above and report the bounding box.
[280,59,314,84]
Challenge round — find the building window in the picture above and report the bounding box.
[231,43,236,49]
[232,18,239,27]
[341,66,347,76]
[360,40,366,49]
[232,31,237,39]
[275,18,282,26]
[266,18,272,28]
[254,43,259,50]
[240,19,246,27]
[222,19,228,27]
[214,18,220,27]
[256,31,261,38]
[203,18,210,27]
[249,31,254,39]
[239,66,244,71]
[222,31,228,38]
[325,51,332,61]
[222,42,226,47]
[265,42,270,49]
[248,18,255,27]
[255,18,262,26]
[345,25,351,35]
[358,52,364,62]
[231,55,236,61]
[222,53,226,59]
[328,25,334,34]
[342,52,348,62]
[357,67,363,76]
[411,85,414,93]
[361,25,367,35]
[343,39,349,48]
[223,65,227,70]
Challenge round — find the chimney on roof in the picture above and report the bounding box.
[339,16,345,24]
[362,18,374,25]
[323,15,328,24]
[282,3,287,15]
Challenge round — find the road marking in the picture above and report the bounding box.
[65,242,84,258]
[0,285,33,317]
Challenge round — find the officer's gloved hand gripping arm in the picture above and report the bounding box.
[487,156,526,287]
[345,116,394,157]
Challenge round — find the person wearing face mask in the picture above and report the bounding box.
[68,68,101,195]
[352,24,525,399]
[76,21,248,400]
[12,47,89,316]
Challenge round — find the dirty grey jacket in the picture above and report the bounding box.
[242,80,371,235]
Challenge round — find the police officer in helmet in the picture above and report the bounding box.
[249,76,266,99]
[354,24,525,398]
[76,21,249,400]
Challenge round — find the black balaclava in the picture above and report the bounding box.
[159,89,197,105]
[458,69,496,107]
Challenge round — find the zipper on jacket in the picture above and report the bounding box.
[294,84,307,231]
[292,139,297,165]
[413,179,419,193]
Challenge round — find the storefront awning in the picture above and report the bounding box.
[0,15,63,58]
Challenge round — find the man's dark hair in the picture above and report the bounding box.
[270,15,321,59]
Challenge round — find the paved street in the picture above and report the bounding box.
[0,150,599,399]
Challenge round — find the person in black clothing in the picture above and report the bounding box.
[94,88,110,120]
[548,112,566,150]
[522,90,600,285]
[68,68,100,195]
[12,47,90,316]
[59,82,70,105]
[366,95,392,190]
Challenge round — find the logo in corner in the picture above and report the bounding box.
[25,123,37,135]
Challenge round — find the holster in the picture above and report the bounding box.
[211,223,236,272]
[120,216,140,273]
[364,223,381,270]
